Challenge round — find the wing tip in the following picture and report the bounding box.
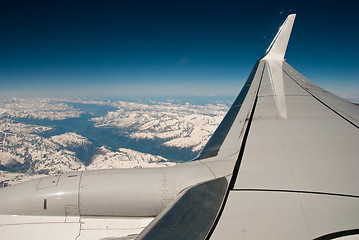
[263,14,296,61]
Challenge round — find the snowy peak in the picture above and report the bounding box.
[50,132,92,148]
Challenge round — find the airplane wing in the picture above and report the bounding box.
[136,14,359,240]
[1,14,359,240]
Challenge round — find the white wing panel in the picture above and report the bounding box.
[210,191,359,240]
[210,191,311,239]
[234,60,359,196]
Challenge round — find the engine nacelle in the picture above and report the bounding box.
[0,169,168,217]
[0,161,216,218]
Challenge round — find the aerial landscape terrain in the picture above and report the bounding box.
[0,97,229,185]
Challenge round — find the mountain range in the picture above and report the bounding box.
[0,97,229,185]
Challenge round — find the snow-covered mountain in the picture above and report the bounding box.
[0,98,83,120]
[0,119,174,185]
[88,147,175,170]
[0,120,86,175]
[92,100,228,152]
[0,97,228,185]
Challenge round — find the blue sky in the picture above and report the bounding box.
[0,0,358,100]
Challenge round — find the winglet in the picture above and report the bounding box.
[263,14,296,60]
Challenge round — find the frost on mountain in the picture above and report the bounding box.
[92,101,228,152]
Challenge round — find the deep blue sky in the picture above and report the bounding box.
[0,0,358,100]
